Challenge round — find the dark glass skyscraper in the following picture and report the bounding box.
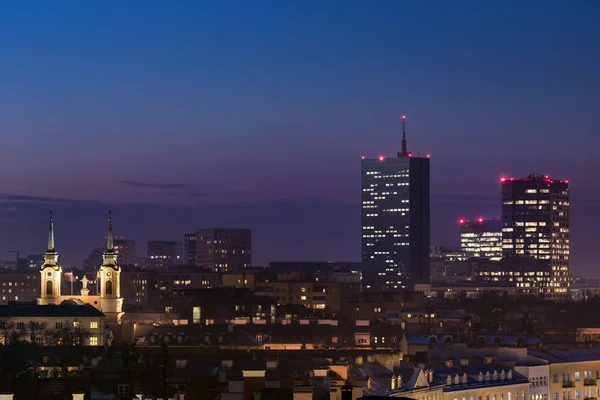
[361,118,430,291]
[501,174,570,298]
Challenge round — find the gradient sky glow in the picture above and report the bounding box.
[1,1,599,273]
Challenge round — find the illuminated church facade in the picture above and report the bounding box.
[37,212,124,324]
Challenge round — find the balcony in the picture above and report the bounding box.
[563,381,576,388]
[585,379,597,386]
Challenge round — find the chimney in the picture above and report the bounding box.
[0,394,14,400]
[253,393,261,400]
[484,355,493,364]
[460,357,469,367]
[428,370,433,383]
[177,393,186,400]
[397,375,402,389]
[391,375,397,390]
[72,394,85,400]
[136,394,144,400]
[508,370,513,380]
[444,359,454,368]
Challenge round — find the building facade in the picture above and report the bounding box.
[113,238,136,266]
[361,118,430,291]
[460,218,503,260]
[147,241,184,269]
[120,266,219,308]
[0,270,39,304]
[183,233,196,265]
[0,301,106,346]
[191,228,252,272]
[501,174,570,298]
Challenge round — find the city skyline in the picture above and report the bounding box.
[1,2,599,273]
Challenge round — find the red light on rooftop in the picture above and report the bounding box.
[426,154,431,158]
[545,175,549,179]
[408,152,412,157]
[402,115,406,119]
[459,219,465,224]
[500,177,506,183]
[565,180,569,184]
[477,218,483,223]
[378,156,384,161]
[361,156,365,160]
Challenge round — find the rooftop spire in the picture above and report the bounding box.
[106,209,113,251]
[47,209,54,251]
[398,115,408,157]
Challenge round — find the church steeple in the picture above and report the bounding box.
[47,209,55,252]
[40,210,61,303]
[101,209,118,268]
[42,210,59,269]
[107,209,114,251]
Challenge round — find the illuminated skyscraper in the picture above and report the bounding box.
[459,218,502,260]
[501,174,570,298]
[361,117,430,291]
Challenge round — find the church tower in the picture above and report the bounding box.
[39,212,62,305]
[98,210,123,322]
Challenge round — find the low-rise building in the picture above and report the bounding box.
[120,266,219,308]
[0,300,106,346]
[530,349,600,400]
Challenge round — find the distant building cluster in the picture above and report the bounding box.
[0,117,586,399]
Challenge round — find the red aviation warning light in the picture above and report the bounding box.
[459,219,465,224]
[477,218,483,223]
[361,156,365,160]
[378,156,384,162]
[500,177,506,183]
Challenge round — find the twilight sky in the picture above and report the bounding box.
[0,1,599,274]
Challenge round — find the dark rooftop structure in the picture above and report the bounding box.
[0,300,104,318]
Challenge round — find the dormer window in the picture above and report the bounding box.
[256,335,263,342]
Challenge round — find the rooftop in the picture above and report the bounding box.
[0,301,104,318]
[529,348,600,364]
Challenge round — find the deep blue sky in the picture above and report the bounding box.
[0,1,599,274]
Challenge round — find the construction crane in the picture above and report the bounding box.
[8,249,24,260]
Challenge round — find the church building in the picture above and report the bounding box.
[38,211,124,326]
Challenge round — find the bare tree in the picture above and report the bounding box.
[26,321,48,345]
[0,317,21,345]
[43,321,91,346]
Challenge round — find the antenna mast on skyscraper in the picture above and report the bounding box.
[398,115,408,157]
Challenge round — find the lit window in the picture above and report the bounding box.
[300,296,307,301]
[73,321,80,328]
[90,322,98,329]
[89,336,98,346]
